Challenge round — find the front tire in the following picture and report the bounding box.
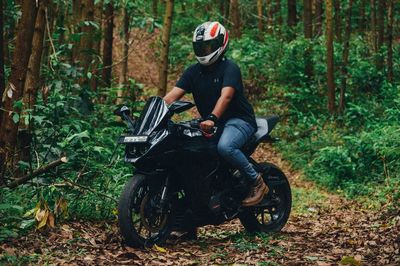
[118,174,173,247]
[239,163,292,233]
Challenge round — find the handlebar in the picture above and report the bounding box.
[176,119,217,138]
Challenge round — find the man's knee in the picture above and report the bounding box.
[217,141,234,158]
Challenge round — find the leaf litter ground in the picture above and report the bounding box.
[1,144,399,265]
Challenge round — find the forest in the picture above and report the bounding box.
[0,0,399,265]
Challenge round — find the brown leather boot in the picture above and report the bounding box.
[242,174,269,207]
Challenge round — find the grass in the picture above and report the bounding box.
[291,186,330,215]
[0,254,39,266]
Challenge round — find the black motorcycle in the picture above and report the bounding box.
[115,96,291,247]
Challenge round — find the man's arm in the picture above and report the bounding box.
[200,86,235,132]
[163,87,186,104]
[211,86,235,118]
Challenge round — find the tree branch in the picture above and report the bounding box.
[6,157,68,189]
[58,176,118,203]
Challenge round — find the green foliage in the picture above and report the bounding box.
[0,49,146,243]
[0,189,37,242]
[0,253,39,266]
[276,82,400,203]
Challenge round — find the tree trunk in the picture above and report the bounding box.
[257,0,263,32]
[326,0,335,114]
[21,0,48,125]
[377,0,385,49]
[181,2,187,14]
[315,0,323,37]
[40,0,56,68]
[153,0,158,18]
[224,0,230,21]
[219,0,224,16]
[101,3,113,88]
[93,0,103,56]
[230,0,241,38]
[0,0,5,112]
[117,6,130,104]
[376,0,385,71]
[0,0,38,179]
[304,0,313,78]
[359,0,366,32]
[72,0,83,61]
[304,0,313,38]
[387,0,394,82]
[370,0,377,53]
[333,0,341,42]
[339,0,353,114]
[19,0,49,168]
[2,0,9,67]
[89,0,103,92]
[56,1,67,48]
[77,0,95,82]
[158,0,174,97]
[287,0,297,27]
[275,0,282,27]
[266,0,273,34]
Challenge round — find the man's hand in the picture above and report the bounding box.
[200,120,215,132]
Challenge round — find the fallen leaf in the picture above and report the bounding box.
[35,208,46,222]
[37,209,49,229]
[88,238,97,247]
[47,213,55,228]
[153,244,167,253]
[340,256,362,266]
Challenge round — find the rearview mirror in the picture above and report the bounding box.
[169,101,195,114]
[114,106,130,117]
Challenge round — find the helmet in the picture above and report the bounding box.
[192,21,229,66]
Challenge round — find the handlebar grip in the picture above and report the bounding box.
[190,119,202,128]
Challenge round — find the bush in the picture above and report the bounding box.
[308,146,356,190]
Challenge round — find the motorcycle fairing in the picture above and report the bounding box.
[132,96,170,136]
[124,97,171,163]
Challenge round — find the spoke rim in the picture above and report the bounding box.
[130,181,170,242]
[254,189,286,226]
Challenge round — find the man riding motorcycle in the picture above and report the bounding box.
[164,21,268,207]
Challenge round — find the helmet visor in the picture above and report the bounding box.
[193,37,223,57]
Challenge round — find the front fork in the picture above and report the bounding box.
[159,175,169,212]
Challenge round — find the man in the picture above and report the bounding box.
[164,21,268,206]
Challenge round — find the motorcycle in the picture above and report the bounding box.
[115,96,291,247]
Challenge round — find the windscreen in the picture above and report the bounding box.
[132,96,169,135]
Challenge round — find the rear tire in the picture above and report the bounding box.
[239,163,291,233]
[118,174,173,247]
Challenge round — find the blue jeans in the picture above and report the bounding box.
[217,118,258,182]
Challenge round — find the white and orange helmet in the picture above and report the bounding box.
[192,21,229,66]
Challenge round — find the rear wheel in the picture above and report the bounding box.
[239,163,291,233]
[118,174,173,247]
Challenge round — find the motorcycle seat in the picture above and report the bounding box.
[242,116,279,154]
[254,115,279,143]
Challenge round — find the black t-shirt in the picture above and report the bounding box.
[176,57,257,129]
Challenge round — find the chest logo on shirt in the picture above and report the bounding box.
[214,78,220,83]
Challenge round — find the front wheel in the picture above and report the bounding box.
[239,163,292,233]
[118,174,173,247]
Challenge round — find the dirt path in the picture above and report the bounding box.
[1,144,399,265]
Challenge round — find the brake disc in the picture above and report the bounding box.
[140,194,168,233]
